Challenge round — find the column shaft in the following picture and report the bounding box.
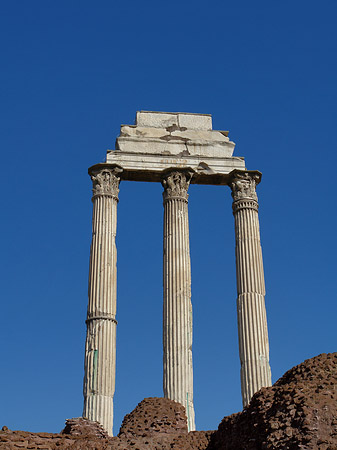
[229,170,272,407]
[83,165,122,435]
[162,170,195,431]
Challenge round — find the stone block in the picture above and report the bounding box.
[170,129,228,142]
[120,126,228,143]
[136,111,178,129]
[188,141,235,158]
[135,111,212,131]
[116,137,188,155]
[177,113,212,130]
[120,125,168,139]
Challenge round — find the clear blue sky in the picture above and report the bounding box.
[1,0,336,436]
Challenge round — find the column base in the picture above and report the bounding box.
[83,394,114,436]
[186,395,196,432]
[164,393,196,432]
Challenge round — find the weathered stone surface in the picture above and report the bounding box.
[107,150,245,184]
[229,170,272,407]
[83,165,122,436]
[106,111,245,184]
[3,355,337,449]
[178,113,212,131]
[135,111,212,130]
[162,170,196,431]
[118,397,188,438]
[116,120,234,158]
[0,398,210,449]
[61,417,109,438]
[209,352,337,450]
[118,126,231,154]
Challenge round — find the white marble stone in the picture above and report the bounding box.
[108,111,244,183]
[171,129,229,143]
[136,111,178,128]
[116,137,188,156]
[178,113,212,130]
[119,125,229,144]
[116,137,235,158]
[229,170,272,407]
[120,125,169,140]
[107,150,245,183]
[135,111,212,130]
[83,165,122,436]
[162,169,195,432]
[116,124,235,158]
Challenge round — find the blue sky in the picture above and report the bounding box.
[1,0,337,436]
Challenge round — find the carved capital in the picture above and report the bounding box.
[161,169,194,202]
[229,170,261,203]
[89,165,123,200]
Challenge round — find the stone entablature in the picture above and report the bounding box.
[107,111,245,184]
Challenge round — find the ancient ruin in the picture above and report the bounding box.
[82,111,272,435]
[3,353,337,449]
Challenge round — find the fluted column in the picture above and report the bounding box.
[83,164,122,436]
[229,170,272,407]
[162,169,195,432]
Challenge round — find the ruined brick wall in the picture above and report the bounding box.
[210,353,337,450]
[2,353,337,450]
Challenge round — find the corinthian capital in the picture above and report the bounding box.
[89,164,123,199]
[229,170,261,203]
[161,169,194,202]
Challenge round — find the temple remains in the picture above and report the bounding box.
[82,111,272,435]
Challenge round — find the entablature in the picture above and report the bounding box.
[105,111,246,185]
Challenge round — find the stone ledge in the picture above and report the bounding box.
[105,152,246,184]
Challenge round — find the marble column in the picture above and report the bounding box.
[229,170,272,407]
[83,164,122,436]
[162,169,196,432]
